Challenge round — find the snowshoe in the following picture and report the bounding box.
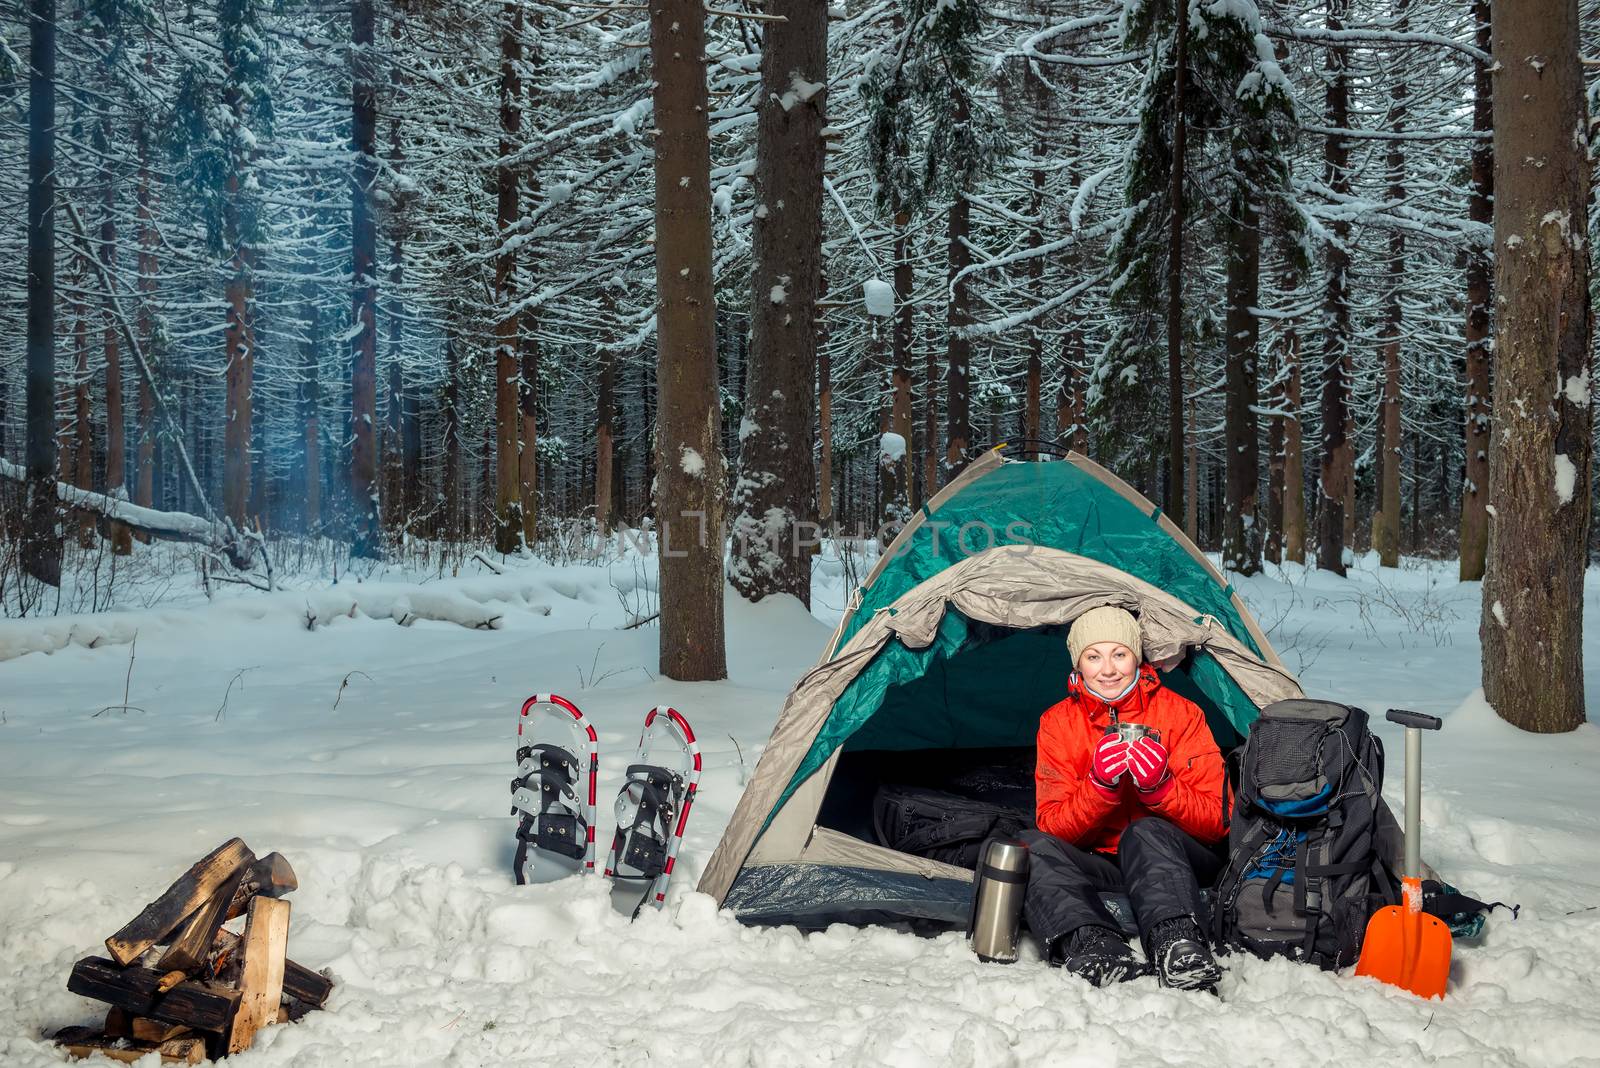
[512,694,598,884]
[604,706,700,919]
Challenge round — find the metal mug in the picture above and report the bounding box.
[1105,722,1160,745]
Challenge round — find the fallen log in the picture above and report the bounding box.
[0,458,256,570]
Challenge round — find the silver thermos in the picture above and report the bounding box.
[969,839,1030,963]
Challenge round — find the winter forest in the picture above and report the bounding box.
[3,0,1600,1059]
[0,0,1595,729]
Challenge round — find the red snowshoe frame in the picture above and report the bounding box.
[604,705,702,909]
[517,693,599,874]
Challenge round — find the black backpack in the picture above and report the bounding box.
[1212,699,1397,969]
[872,784,1031,870]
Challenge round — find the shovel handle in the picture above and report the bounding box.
[1386,709,1441,731]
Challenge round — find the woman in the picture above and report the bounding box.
[1022,605,1227,991]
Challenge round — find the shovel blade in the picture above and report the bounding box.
[1355,900,1453,1000]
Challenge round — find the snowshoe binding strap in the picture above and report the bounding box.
[606,765,682,918]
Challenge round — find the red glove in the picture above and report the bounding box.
[1090,735,1130,796]
[1127,736,1173,802]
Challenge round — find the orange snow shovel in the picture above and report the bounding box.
[1355,708,1452,999]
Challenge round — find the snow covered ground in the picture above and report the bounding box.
[2,544,1598,1066]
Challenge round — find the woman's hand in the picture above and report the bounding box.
[1127,736,1173,800]
[1089,734,1129,796]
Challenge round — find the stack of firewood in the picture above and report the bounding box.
[54,838,332,1064]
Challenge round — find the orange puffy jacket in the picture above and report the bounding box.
[1035,663,1226,853]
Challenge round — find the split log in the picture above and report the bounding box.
[224,852,299,921]
[67,958,239,1033]
[105,838,255,965]
[209,928,332,1008]
[102,1007,191,1043]
[228,896,290,1054]
[54,1025,205,1065]
[157,868,244,973]
[131,1018,191,1043]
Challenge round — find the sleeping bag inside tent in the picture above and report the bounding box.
[695,448,1305,929]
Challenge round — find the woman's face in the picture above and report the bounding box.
[1077,641,1137,699]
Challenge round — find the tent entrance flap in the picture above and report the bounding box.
[843,622,1069,754]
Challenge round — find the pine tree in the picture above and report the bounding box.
[1481,0,1591,733]
[651,0,726,681]
[863,0,1002,486]
[350,0,381,558]
[1459,0,1492,580]
[729,0,828,606]
[22,0,60,587]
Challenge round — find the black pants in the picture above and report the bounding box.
[1020,818,1224,957]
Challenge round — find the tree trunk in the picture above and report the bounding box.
[135,59,157,516]
[301,293,321,534]
[74,299,94,547]
[441,333,461,540]
[384,90,408,535]
[402,372,420,521]
[894,214,916,505]
[1165,0,1189,528]
[520,9,542,548]
[1316,0,1351,575]
[1275,265,1306,564]
[1222,194,1261,574]
[222,183,252,529]
[1481,0,1591,733]
[1266,371,1284,566]
[640,347,655,522]
[818,329,833,525]
[1370,6,1408,568]
[1459,0,1493,581]
[922,323,939,496]
[596,337,615,534]
[519,316,540,546]
[650,0,727,680]
[1184,395,1198,543]
[944,185,972,479]
[1026,73,1046,459]
[23,0,61,586]
[730,0,825,603]
[249,367,268,527]
[493,0,523,553]
[100,123,131,555]
[385,357,402,523]
[348,0,380,556]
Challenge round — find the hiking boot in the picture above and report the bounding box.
[1150,917,1222,993]
[1056,925,1142,987]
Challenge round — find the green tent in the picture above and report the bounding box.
[698,448,1301,928]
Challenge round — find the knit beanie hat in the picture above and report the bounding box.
[1067,606,1143,668]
